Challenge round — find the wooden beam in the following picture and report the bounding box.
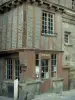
[12,1,17,6]
[31,0,35,3]
[5,4,10,8]
[48,4,52,9]
[0,7,3,11]
[55,7,59,11]
[18,0,23,3]
[38,0,43,5]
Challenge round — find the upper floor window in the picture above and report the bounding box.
[42,11,54,35]
[64,32,70,44]
[72,0,75,9]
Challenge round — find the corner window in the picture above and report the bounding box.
[35,54,57,79]
[42,11,54,35]
[51,54,57,77]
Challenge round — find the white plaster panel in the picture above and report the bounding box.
[27,5,33,48]
[2,13,7,49]
[59,0,65,6]
[18,5,23,48]
[0,15,2,50]
[34,7,41,48]
[50,0,58,4]
[66,0,72,9]
[55,14,62,50]
[6,11,12,49]
[12,8,17,48]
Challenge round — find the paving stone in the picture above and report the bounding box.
[32,89,75,100]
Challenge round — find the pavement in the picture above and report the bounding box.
[0,96,13,100]
[0,89,75,100]
[32,89,75,100]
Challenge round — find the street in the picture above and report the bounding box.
[0,96,13,100]
[32,89,75,100]
[0,89,75,100]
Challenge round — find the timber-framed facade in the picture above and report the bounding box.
[0,0,75,97]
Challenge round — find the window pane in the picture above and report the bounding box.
[6,59,12,79]
[15,59,21,80]
[41,59,49,78]
[51,54,57,77]
[41,73,44,78]
[36,60,39,66]
[64,33,69,43]
[42,11,54,35]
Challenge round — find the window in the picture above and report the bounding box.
[51,54,57,77]
[72,0,75,9]
[15,59,21,80]
[36,54,39,66]
[41,59,49,79]
[6,59,12,79]
[42,11,54,35]
[35,54,57,79]
[64,32,70,44]
[35,54,40,78]
[6,59,21,80]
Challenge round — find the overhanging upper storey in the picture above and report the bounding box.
[0,0,65,13]
[0,0,75,13]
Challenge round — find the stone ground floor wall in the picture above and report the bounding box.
[69,69,75,89]
[0,50,70,95]
[0,80,41,100]
[40,77,64,93]
[0,81,14,97]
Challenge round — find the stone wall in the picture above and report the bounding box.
[19,80,41,100]
[52,78,64,93]
[62,10,75,89]
[62,13,75,67]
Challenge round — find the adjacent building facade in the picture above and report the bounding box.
[0,0,75,95]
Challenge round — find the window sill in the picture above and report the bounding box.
[64,43,73,46]
[41,78,49,80]
[52,77,64,81]
[3,80,14,84]
[41,33,57,37]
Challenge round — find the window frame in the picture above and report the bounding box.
[6,59,12,80]
[35,54,40,78]
[42,11,54,35]
[14,59,21,80]
[6,58,21,80]
[64,32,70,44]
[41,59,49,79]
[51,54,57,77]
